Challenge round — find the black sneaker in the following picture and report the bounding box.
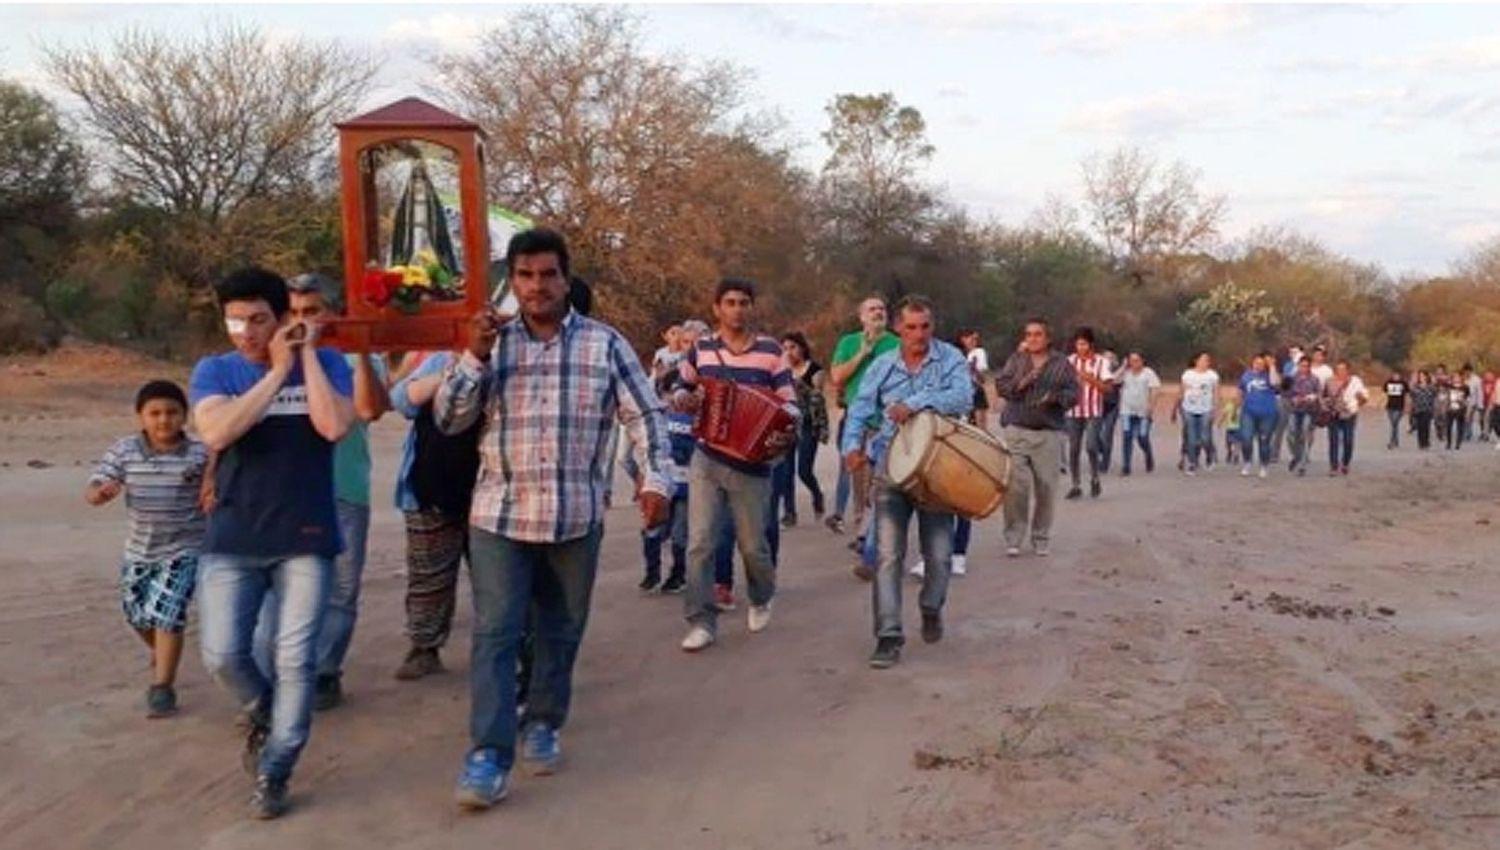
[660,574,686,594]
[869,637,903,669]
[1090,479,1102,498]
[242,719,270,776]
[313,674,342,712]
[921,611,944,644]
[249,776,289,820]
[780,514,797,528]
[824,515,845,534]
[1065,486,1083,500]
[638,573,661,594]
[145,684,177,718]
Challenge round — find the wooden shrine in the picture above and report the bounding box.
[323,97,489,352]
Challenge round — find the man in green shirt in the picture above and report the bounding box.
[826,296,898,537]
[283,274,389,709]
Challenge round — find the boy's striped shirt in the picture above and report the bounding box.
[90,434,209,563]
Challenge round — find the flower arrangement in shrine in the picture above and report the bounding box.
[362,249,463,313]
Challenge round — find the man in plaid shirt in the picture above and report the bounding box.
[435,229,675,811]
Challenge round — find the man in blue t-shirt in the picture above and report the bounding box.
[190,267,354,820]
[248,273,389,714]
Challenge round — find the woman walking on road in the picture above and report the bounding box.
[1409,370,1437,451]
[1324,360,1368,475]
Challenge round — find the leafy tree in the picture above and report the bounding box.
[0,79,86,349]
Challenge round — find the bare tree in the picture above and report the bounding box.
[1081,146,1226,286]
[1453,234,1500,287]
[45,25,378,224]
[434,7,818,345]
[1026,192,1085,244]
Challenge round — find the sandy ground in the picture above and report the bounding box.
[3,346,1500,849]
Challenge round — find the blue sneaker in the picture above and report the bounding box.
[454,748,509,810]
[520,723,561,775]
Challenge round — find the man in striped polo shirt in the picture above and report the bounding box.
[676,278,800,652]
[1065,326,1113,500]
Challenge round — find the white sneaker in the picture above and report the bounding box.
[1034,543,1050,557]
[909,558,926,579]
[680,625,715,652]
[1258,466,1268,479]
[952,555,968,576]
[1005,546,1022,558]
[747,603,772,634]
[1240,464,1251,477]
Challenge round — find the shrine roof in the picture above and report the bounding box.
[337,97,482,132]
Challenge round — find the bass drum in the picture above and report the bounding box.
[885,411,1011,520]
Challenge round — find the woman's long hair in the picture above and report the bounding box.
[781,331,813,365]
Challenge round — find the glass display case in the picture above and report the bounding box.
[324,97,490,352]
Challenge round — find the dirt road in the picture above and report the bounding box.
[3,356,1499,849]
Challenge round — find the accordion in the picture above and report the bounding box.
[693,377,797,465]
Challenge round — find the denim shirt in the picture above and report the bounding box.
[840,339,974,466]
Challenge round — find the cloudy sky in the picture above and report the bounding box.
[6,3,1500,276]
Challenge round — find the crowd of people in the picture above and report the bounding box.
[82,227,1496,821]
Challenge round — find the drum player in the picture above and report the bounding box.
[841,296,974,669]
[674,277,801,653]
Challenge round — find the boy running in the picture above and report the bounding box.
[86,380,210,718]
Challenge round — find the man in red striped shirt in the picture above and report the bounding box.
[674,278,800,653]
[1065,327,1113,500]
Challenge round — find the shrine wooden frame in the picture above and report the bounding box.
[324,99,490,353]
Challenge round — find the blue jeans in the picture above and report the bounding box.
[643,494,688,579]
[1241,410,1276,465]
[686,453,775,631]
[1271,396,1291,461]
[859,509,879,568]
[1328,416,1357,469]
[252,499,369,680]
[468,525,603,766]
[1097,405,1120,472]
[872,482,953,639]
[1288,411,1317,472]
[833,413,851,517]
[1184,412,1212,469]
[199,553,330,782]
[1064,416,1102,486]
[1386,409,1403,448]
[953,517,972,557]
[774,429,826,519]
[1121,415,1154,472]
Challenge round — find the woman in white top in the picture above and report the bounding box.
[959,330,990,430]
[1178,352,1220,475]
[1323,360,1368,476]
